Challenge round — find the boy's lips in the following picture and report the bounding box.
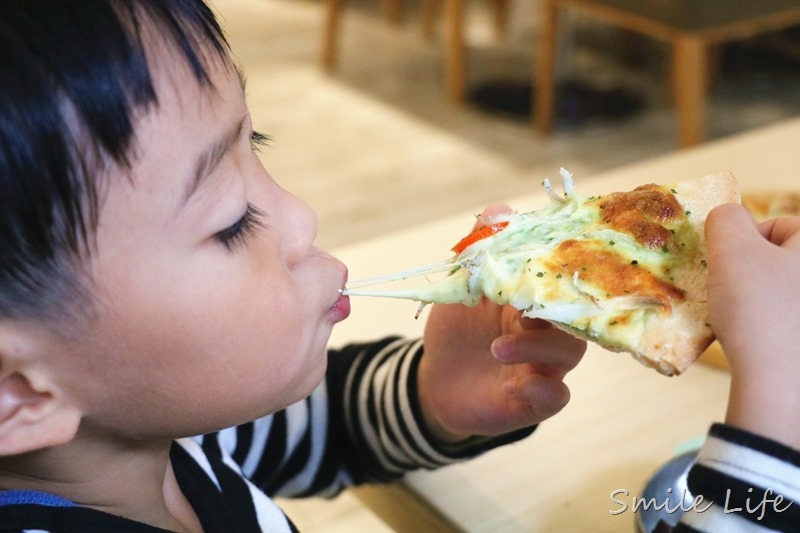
[330,292,351,322]
[329,268,351,322]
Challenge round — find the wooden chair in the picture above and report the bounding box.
[321,0,511,84]
[322,0,435,70]
[533,0,800,147]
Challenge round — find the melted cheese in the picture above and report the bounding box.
[345,178,702,351]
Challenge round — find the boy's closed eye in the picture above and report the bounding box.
[215,203,267,251]
[211,129,270,251]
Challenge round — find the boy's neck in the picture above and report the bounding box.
[0,437,202,532]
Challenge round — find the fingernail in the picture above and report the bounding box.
[491,338,510,361]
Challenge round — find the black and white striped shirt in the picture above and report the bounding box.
[0,338,797,531]
[0,337,531,532]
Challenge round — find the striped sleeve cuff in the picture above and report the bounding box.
[679,423,800,532]
[404,340,536,458]
[343,338,534,483]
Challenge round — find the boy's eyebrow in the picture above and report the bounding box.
[182,114,248,206]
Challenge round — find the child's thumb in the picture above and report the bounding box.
[705,203,759,255]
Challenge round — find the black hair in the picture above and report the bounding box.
[0,0,229,325]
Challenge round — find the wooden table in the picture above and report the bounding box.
[533,0,800,148]
[330,117,800,531]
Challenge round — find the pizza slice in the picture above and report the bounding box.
[345,170,740,376]
[742,190,800,220]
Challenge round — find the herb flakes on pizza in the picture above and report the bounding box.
[345,169,740,376]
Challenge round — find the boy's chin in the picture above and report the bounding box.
[282,356,328,407]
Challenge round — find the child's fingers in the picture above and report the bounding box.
[479,202,512,219]
[503,374,571,424]
[707,204,800,250]
[472,203,512,230]
[491,328,586,371]
[705,203,765,272]
[758,216,800,248]
[705,203,758,248]
[518,316,554,330]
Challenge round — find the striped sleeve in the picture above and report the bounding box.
[677,423,800,532]
[329,337,535,485]
[214,337,534,498]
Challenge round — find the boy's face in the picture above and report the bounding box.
[52,46,350,438]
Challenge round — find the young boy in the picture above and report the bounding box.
[0,1,585,530]
[1,2,798,532]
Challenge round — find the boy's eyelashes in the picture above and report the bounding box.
[215,203,267,251]
[250,130,271,152]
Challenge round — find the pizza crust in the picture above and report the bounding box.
[545,173,739,376]
[634,172,739,375]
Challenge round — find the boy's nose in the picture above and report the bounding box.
[279,189,319,267]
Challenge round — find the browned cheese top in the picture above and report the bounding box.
[594,184,685,251]
[547,239,686,313]
[542,184,691,313]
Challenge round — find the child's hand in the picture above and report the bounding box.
[418,303,585,442]
[705,204,800,448]
[417,204,586,443]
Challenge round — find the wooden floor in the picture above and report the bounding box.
[211,0,800,530]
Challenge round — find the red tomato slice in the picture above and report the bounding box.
[451,221,509,254]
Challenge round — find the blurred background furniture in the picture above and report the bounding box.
[321,0,511,98]
[322,0,439,69]
[534,0,800,148]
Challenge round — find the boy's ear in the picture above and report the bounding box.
[0,323,82,456]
